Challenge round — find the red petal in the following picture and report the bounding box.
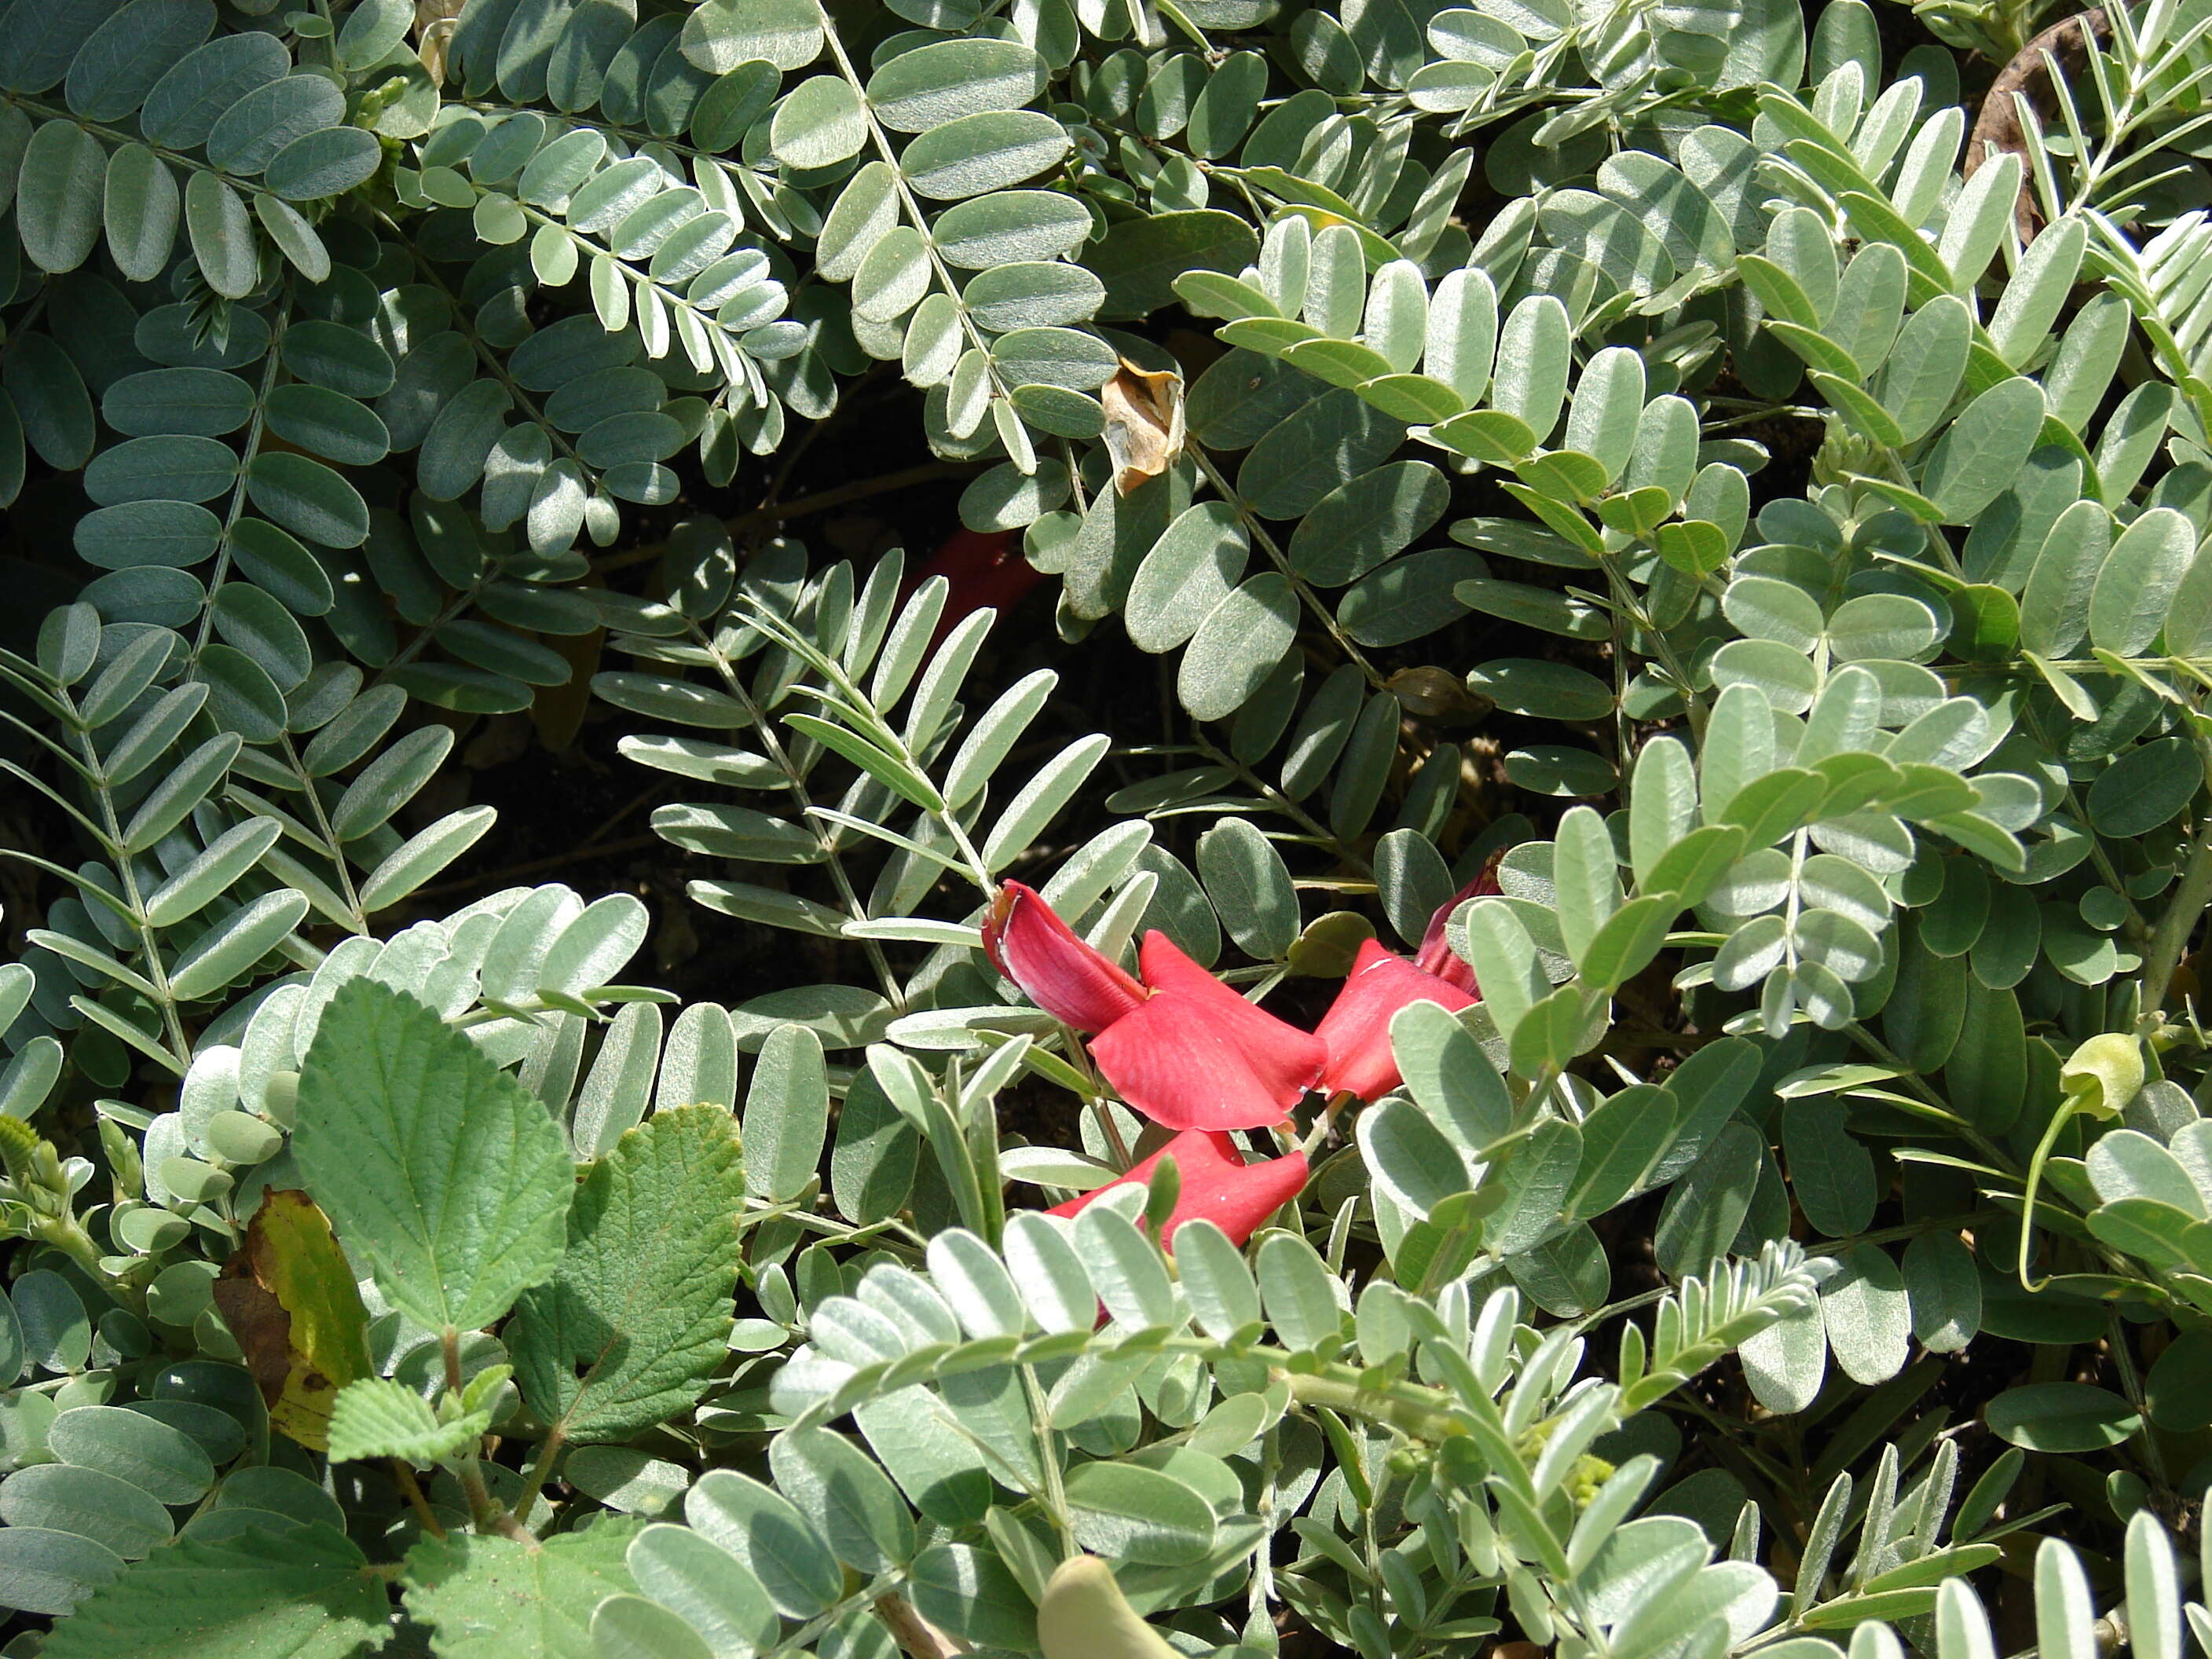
[1086,932,1325,1130]
[1047,1129,1310,1248]
[1413,857,1503,991]
[906,529,1044,646]
[982,882,1146,1034]
[1316,937,1477,1101]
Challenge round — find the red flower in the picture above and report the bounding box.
[983,883,1325,1130]
[1313,866,1500,1102]
[906,528,1045,647]
[1047,1129,1309,1248]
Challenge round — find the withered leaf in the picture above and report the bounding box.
[214,1189,376,1452]
[1100,360,1186,496]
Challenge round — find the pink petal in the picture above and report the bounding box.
[1047,1129,1310,1248]
[982,881,1147,1034]
[1087,932,1325,1130]
[1316,937,1477,1101]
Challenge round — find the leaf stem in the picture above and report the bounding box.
[1189,449,1386,690]
[1284,1366,1470,1443]
[511,1425,566,1530]
[2137,780,2212,1020]
[392,1460,448,1540]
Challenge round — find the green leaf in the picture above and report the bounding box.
[0,1528,122,1621]
[683,0,819,71]
[138,34,290,149]
[325,1377,489,1466]
[293,980,572,1333]
[1564,1083,1678,1218]
[1989,217,2087,367]
[401,1518,641,1659]
[183,170,256,299]
[1579,895,1679,991]
[66,0,218,120]
[1196,816,1299,959]
[1178,574,1298,722]
[770,74,866,168]
[1338,548,1482,646]
[1087,209,1261,320]
[1465,658,1614,720]
[1126,502,1247,653]
[1877,296,1970,442]
[2089,507,2194,656]
[1564,346,1645,482]
[1238,386,1408,519]
[509,1104,743,1443]
[682,1470,843,1618]
[1820,1243,1910,1385]
[1986,1382,2141,1452]
[767,1427,917,1573]
[0,1463,172,1560]
[2089,737,2202,836]
[1552,805,1620,962]
[909,1543,1038,1652]
[245,452,370,548]
[39,1524,387,1658]
[1920,377,2045,525]
[2020,499,2111,658]
[1289,463,1455,591]
[866,36,1046,130]
[738,1022,829,1203]
[335,0,411,68]
[1062,1463,1218,1566]
[167,888,308,1002]
[265,126,383,200]
[1492,295,1570,441]
[46,1407,213,1505]
[1900,1229,1980,1353]
[18,119,108,273]
[1361,1094,1472,1220]
[931,191,1092,269]
[360,808,500,913]
[102,144,180,282]
[1727,575,1828,650]
[903,108,1072,200]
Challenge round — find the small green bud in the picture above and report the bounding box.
[2060,1033,2144,1121]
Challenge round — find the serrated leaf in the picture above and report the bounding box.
[507,1105,744,1443]
[401,1519,641,1659]
[326,1377,488,1466]
[293,980,572,1333]
[41,1525,388,1659]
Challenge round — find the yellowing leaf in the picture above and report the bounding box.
[211,1188,375,1452]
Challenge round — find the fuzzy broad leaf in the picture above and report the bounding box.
[401,1518,643,1659]
[292,979,572,1333]
[325,1377,491,1467]
[42,1523,390,1659]
[507,1104,745,1442]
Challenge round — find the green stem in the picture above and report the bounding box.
[2138,798,2212,1020]
[2016,1101,2079,1293]
[1190,449,1386,690]
[511,1424,566,1531]
[1286,1368,1468,1443]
